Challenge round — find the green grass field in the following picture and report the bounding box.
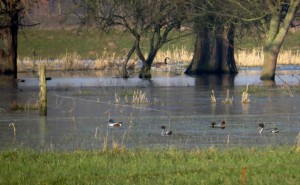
[18,29,300,60]
[18,29,195,59]
[0,147,299,184]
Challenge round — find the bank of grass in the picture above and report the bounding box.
[18,29,300,71]
[0,147,300,184]
[18,29,195,59]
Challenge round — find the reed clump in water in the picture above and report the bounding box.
[241,83,250,104]
[10,100,39,111]
[222,89,233,104]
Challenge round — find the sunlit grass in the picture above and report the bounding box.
[0,147,299,184]
[17,29,300,72]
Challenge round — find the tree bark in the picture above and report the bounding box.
[0,14,19,79]
[185,25,237,75]
[260,0,300,81]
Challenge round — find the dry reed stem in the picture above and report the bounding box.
[9,123,16,135]
[222,89,233,104]
[114,93,120,104]
[296,132,300,152]
[95,127,99,138]
[211,90,217,103]
[241,83,250,104]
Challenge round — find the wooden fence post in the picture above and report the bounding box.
[39,66,47,115]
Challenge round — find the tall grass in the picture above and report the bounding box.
[17,47,300,72]
[235,48,300,67]
[0,147,299,184]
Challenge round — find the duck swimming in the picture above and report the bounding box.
[258,123,279,134]
[107,119,122,127]
[161,125,172,136]
[211,121,226,129]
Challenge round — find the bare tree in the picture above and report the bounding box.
[0,0,38,79]
[77,0,190,78]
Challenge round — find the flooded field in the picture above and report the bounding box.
[1,67,300,151]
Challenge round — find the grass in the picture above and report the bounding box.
[18,29,300,59]
[0,147,299,184]
[17,29,300,72]
[18,29,195,59]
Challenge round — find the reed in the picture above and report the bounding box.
[241,83,250,104]
[235,48,300,67]
[222,89,233,104]
[8,123,16,136]
[10,100,39,111]
[132,90,149,104]
[17,47,300,72]
[211,90,217,103]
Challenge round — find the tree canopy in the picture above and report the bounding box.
[76,0,191,78]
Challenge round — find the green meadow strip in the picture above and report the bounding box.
[0,147,299,184]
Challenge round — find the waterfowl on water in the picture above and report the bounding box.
[153,57,170,68]
[258,123,280,134]
[211,121,226,129]
[107,119,122,127]
[161,125,172,136]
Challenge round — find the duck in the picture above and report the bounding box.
[152,57,170,68]
[258,123,280,134]
[161,125,172,136]
[107,119,122,127]
[211,121,226,129]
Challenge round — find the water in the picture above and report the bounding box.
[1,67,300,151]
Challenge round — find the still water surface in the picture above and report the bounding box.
[1,67,300,151]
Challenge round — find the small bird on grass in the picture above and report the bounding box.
[258,123,280,134]
[107,119,122,127]
[161,125,172,136]
[211,121,226,129]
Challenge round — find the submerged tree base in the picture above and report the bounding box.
[185,70,238,76]
[260,74,275,81]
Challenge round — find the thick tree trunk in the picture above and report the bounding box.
[0,28,17,78]
[260,46,279,80]
[185,25,237,75]
[0,15,19,79]
[260,0,300,81]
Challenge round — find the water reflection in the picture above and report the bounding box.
[1,68,300,150]
[194,73,236,88]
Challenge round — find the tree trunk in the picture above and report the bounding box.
[260,0,300,81]
[136,35,159,79]
[139,63,152,78]
[260,46,279,80]
[0,15,19,79]
[120,42,136,78]
[185,25,237,75]
[139,52,157,78]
